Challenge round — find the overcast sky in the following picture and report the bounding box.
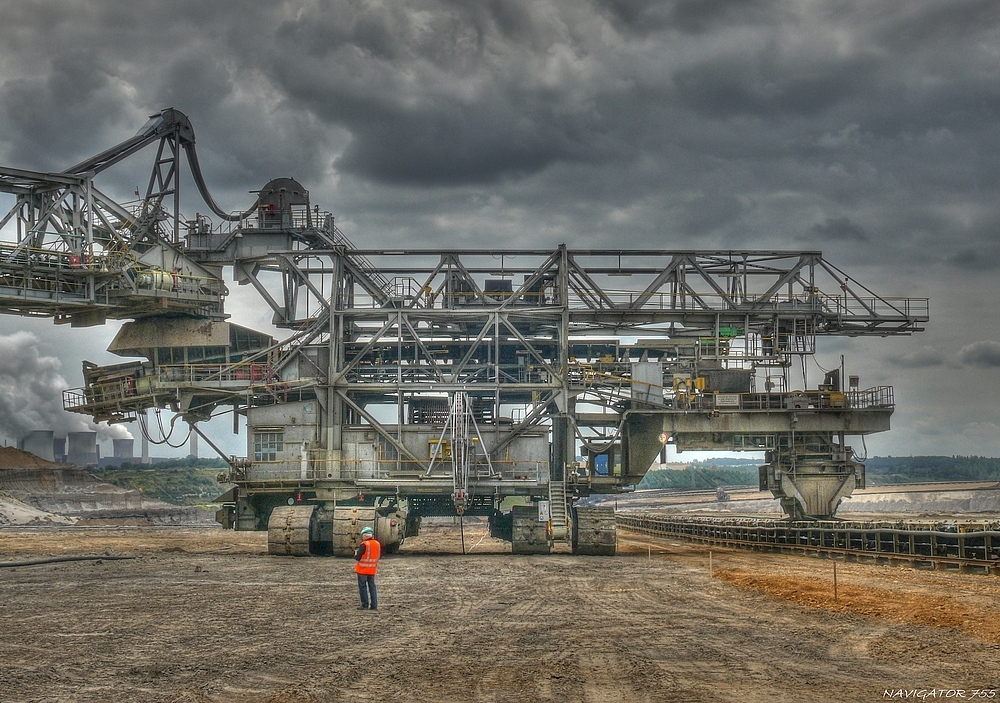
[0,0,997,459]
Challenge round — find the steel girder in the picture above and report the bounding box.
[220,245,927,494]
[232,246,927,334]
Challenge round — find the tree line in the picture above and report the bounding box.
[89,458,229,506]
[637,456,1000,490]
[88,455,1000,502]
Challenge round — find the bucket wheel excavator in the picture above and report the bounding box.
[0,109,928,556]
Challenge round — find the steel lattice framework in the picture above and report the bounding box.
[0,109,930,539]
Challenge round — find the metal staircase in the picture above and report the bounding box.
[548,478,569,540]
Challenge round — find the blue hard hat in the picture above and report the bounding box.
[361,526,374,536]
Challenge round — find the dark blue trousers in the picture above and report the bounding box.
[357,573,377,609]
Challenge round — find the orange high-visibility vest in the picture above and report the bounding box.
[355,538,381,575]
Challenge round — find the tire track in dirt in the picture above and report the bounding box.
[714,567,1000,644]
[2,525,999,702]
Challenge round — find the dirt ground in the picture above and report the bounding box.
[1,520,999,703]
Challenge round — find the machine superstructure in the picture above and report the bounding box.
[0,109,928,554]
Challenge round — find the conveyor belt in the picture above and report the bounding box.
[617,513,1000,574]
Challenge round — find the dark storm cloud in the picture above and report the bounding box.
[260,1,621,186]
[959,341,1000,368]
[804,217,868,244]
[677,193,745,236]
[945,247,1000,271]
[596,0,775,37]
[885,346,947,369]
[0,49,138,170]
[672,51,882,121]
[336,105,600,186]
[2,0,996,247]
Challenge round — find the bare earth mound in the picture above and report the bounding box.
[0,448,209,526]
[0,446,60,469]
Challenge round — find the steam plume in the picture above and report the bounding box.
[0,331,132,442]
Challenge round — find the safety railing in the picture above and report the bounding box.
[0,241,225,305]
[235,457,545,484]
[336,281,927,324]
[693,387,894,412]
[156,362,277,384]
[62,378,159,416]
[845,386,894,409]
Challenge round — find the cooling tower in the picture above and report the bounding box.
[21,430,55,462]
[113,438,135,460]
[67,431,98,466]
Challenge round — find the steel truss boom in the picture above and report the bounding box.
[0,108,262,323]
[238,247,926,336]
[62,107,256,224]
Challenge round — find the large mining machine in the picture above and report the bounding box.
[0,109,928,556]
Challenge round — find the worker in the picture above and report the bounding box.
[354,526,381,610]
